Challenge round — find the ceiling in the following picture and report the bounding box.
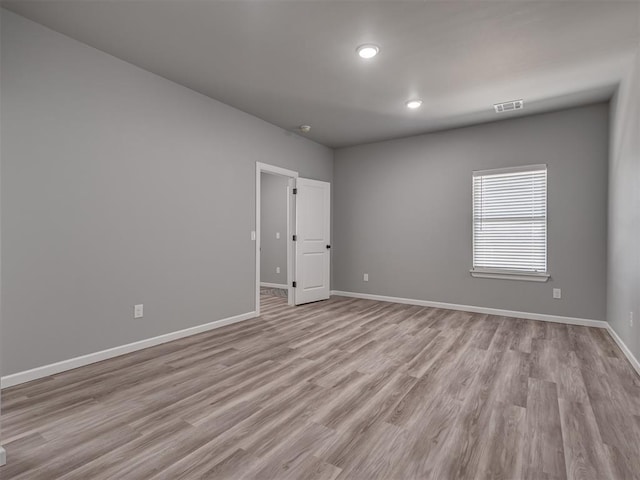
[2,1,639,148]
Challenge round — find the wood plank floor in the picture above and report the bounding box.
[1,293,639,479]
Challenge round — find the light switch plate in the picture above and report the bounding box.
[134,304,143,319]
[553,288,561,299]
[363,273,369,282]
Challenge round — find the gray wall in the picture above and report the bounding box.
[608,49,640,361]
[0,10,332,376]
[334,103,609,321]
[0,8,4,463]
[260,173,288,286]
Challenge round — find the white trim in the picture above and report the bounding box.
[473,163,547,177]
[256,162,299,179]
[256,162,298,315]
[1,311,257,389]
[286,179,296,307]
[260,282,288,289]
[470,269,550,282]
[330,290,607,329]
[606,325,640,376]
[0,446,6,466]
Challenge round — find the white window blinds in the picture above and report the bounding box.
[472,165,547,274]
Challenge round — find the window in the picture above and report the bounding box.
[471,164,549,281]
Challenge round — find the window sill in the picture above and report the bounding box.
[470,269,550,282]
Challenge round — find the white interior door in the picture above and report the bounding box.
[295,178,331,305]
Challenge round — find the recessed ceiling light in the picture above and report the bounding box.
[405,99,423,109]
[356,44,380,59]
[298,125,311,133]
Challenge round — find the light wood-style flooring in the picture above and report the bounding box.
[1,293,639,479]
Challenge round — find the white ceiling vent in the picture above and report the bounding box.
[493,99,524,113]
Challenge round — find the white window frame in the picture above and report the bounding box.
[470,164,550,282]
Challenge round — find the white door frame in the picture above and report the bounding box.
[256,162,298,315]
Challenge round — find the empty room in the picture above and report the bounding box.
[0,1,639,479]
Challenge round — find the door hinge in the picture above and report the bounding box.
[292,235,297,241]
[292,188,297,194]
[292,281,297,288]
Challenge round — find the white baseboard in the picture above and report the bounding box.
[330,290,608,329]
[260,282,288,289]
[606,325,640,376]
[1,311,258,389]
[0,446,6,466]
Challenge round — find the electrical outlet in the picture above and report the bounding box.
[553,288,561,299]
[276,266,280,274]
[363,273,369,282]
[134,304,143,319]
[630,311,634,328]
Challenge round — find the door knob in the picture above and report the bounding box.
[326,245,331,249]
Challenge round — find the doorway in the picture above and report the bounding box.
[256,163,297,315]
[255,162,331,315]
